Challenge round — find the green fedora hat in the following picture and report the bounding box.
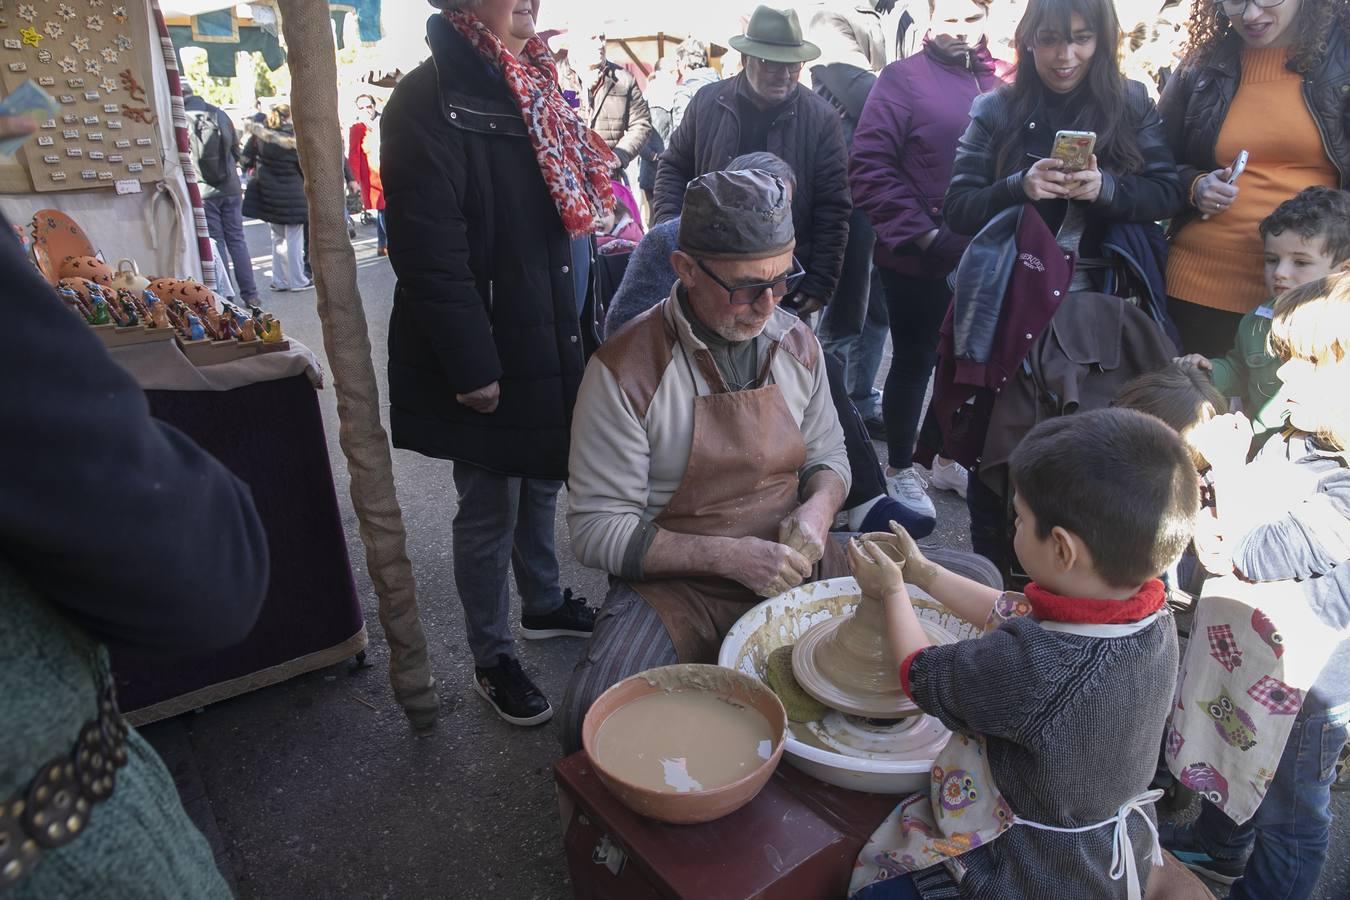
[729,6,821,64]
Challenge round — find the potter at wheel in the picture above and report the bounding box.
[792,532,946,719]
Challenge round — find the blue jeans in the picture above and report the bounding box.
[202,193,259,301]
[1194,702,1350,900]
[376,208,387,251]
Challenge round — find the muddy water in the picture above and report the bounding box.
[594,691,775,793]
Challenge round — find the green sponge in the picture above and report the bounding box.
[766,645,828,723]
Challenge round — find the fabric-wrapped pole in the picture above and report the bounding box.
[275,0,438,728]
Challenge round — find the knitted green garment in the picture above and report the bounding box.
[0,562,232,899]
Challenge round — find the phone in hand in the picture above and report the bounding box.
[1051,130,1097,173]
[0,80,58,157]
[1227,150,1249,184]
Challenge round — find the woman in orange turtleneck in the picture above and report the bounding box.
[1158,0,1350,357]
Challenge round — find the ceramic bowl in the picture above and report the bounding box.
[581,663,787,825]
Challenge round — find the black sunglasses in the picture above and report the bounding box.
[695,256,806,305]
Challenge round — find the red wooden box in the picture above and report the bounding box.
[555,752,897,900]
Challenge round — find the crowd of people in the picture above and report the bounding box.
[4,0,1347,897]
[384,0,1348,897]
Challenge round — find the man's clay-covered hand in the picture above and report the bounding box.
[847,537,907,601]
[886,522,941,593]
[732,536,812,598]
[779,505,828,567]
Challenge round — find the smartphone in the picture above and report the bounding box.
[1051,130,1097,173]
[1227,150,1249,184]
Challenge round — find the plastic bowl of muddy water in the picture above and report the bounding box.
[581,663,787,825]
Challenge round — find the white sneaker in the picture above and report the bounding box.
[929,457,969,499]
[885,467,936,520]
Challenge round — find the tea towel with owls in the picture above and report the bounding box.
[1164,575,1345,825]
[850,594,1165,900]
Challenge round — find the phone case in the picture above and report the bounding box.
[1051,131,1096,172]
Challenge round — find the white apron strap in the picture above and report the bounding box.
[1013,788,1165,900]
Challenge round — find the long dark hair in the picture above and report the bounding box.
[993,0,1145,177]
[1181,0,1350,75]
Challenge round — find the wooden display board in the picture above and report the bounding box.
[0,0,163,192]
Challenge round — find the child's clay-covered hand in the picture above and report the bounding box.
[883,522,941,594]
[847,537,908,601]
[1191,412,1253,473]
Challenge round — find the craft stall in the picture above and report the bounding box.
[0,0,365,725]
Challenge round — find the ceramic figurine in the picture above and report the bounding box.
[88,297,111,325]
[260,313,283,343]
[118,297,139,326]
[230,306,250,338]
[239,318,256,341]
[186,312,205,341]
[57,284,87,318]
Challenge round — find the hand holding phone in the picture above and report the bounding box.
[1051,130,1097,173]
[1197,150,1245,220]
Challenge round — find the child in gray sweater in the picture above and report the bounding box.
[850,408,1200,899]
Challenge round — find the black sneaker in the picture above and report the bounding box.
[521,588,596,640]
[473,654,553,726]
[1158,820,1248,885]
[863,415,887,442]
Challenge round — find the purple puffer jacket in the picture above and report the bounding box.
[849,39,1008,278]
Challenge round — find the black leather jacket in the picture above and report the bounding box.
[944,80,1183,240]
[1158,29,1350,231]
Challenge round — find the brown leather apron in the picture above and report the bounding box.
[630,338,847,663]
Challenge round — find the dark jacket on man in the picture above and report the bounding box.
[183,93,241,200]
[381,14,585,480]
[1158,28,1350,234]
[241,122,307,225]
[654,73,852,304]
[583,61,653,169]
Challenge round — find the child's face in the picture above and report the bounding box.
[1276,353,1348,436]
[1011,492,1059,586]
[1264,230,1345,298]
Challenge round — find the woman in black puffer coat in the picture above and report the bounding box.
[242,104,310,292]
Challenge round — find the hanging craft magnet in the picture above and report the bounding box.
[50,172,67,181]
[61,127,77,138]
[66,76,82,87]
[36,134,52,145]
[86,131,101,141]
[105,119,119,129]
[7,60,25,71]
[3,37,20,49]
[42,154,58,163]
[65,146,81,156]
[88,149,103,159]
[80,169,95,180]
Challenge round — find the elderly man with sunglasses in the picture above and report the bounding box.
[559,169,850,752]
[653,5,851,318]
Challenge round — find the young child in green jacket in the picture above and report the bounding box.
[1181,186,1350,443]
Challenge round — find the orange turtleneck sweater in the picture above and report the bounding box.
[1167,46,1338,313]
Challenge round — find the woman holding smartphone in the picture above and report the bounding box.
[940,0,1183,565]
[1159,0,1350,357]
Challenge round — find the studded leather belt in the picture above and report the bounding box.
[0,687,129,892]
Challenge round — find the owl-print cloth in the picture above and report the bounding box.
[1165,575,1345,825]
[850,595,1165,900]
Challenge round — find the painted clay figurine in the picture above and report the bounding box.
[239,318,256,341]
[259,313,283,343]
[57,284,87,319]
[118,296,139,326]
[88,297,111,326]
[185,312,205,342]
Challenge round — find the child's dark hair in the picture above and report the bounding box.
[1260,186,1350,265]
[1010,408,1200,588]
[1113,364,1228,469]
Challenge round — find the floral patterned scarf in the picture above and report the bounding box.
[446,10,616,238]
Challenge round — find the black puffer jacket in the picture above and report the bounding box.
[1158,29,1350,231]
[653,73,852,304]
[945,80,1183,243]
[241,122,307,225]
[381,15,584,480]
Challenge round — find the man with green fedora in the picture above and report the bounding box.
[654,5,851,321]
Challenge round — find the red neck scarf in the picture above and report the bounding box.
[446,11,616,238]
[1023,579,1166,625]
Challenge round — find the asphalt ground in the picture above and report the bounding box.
[139,216,1347,899]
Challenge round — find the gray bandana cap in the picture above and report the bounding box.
[678,169,796,260]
